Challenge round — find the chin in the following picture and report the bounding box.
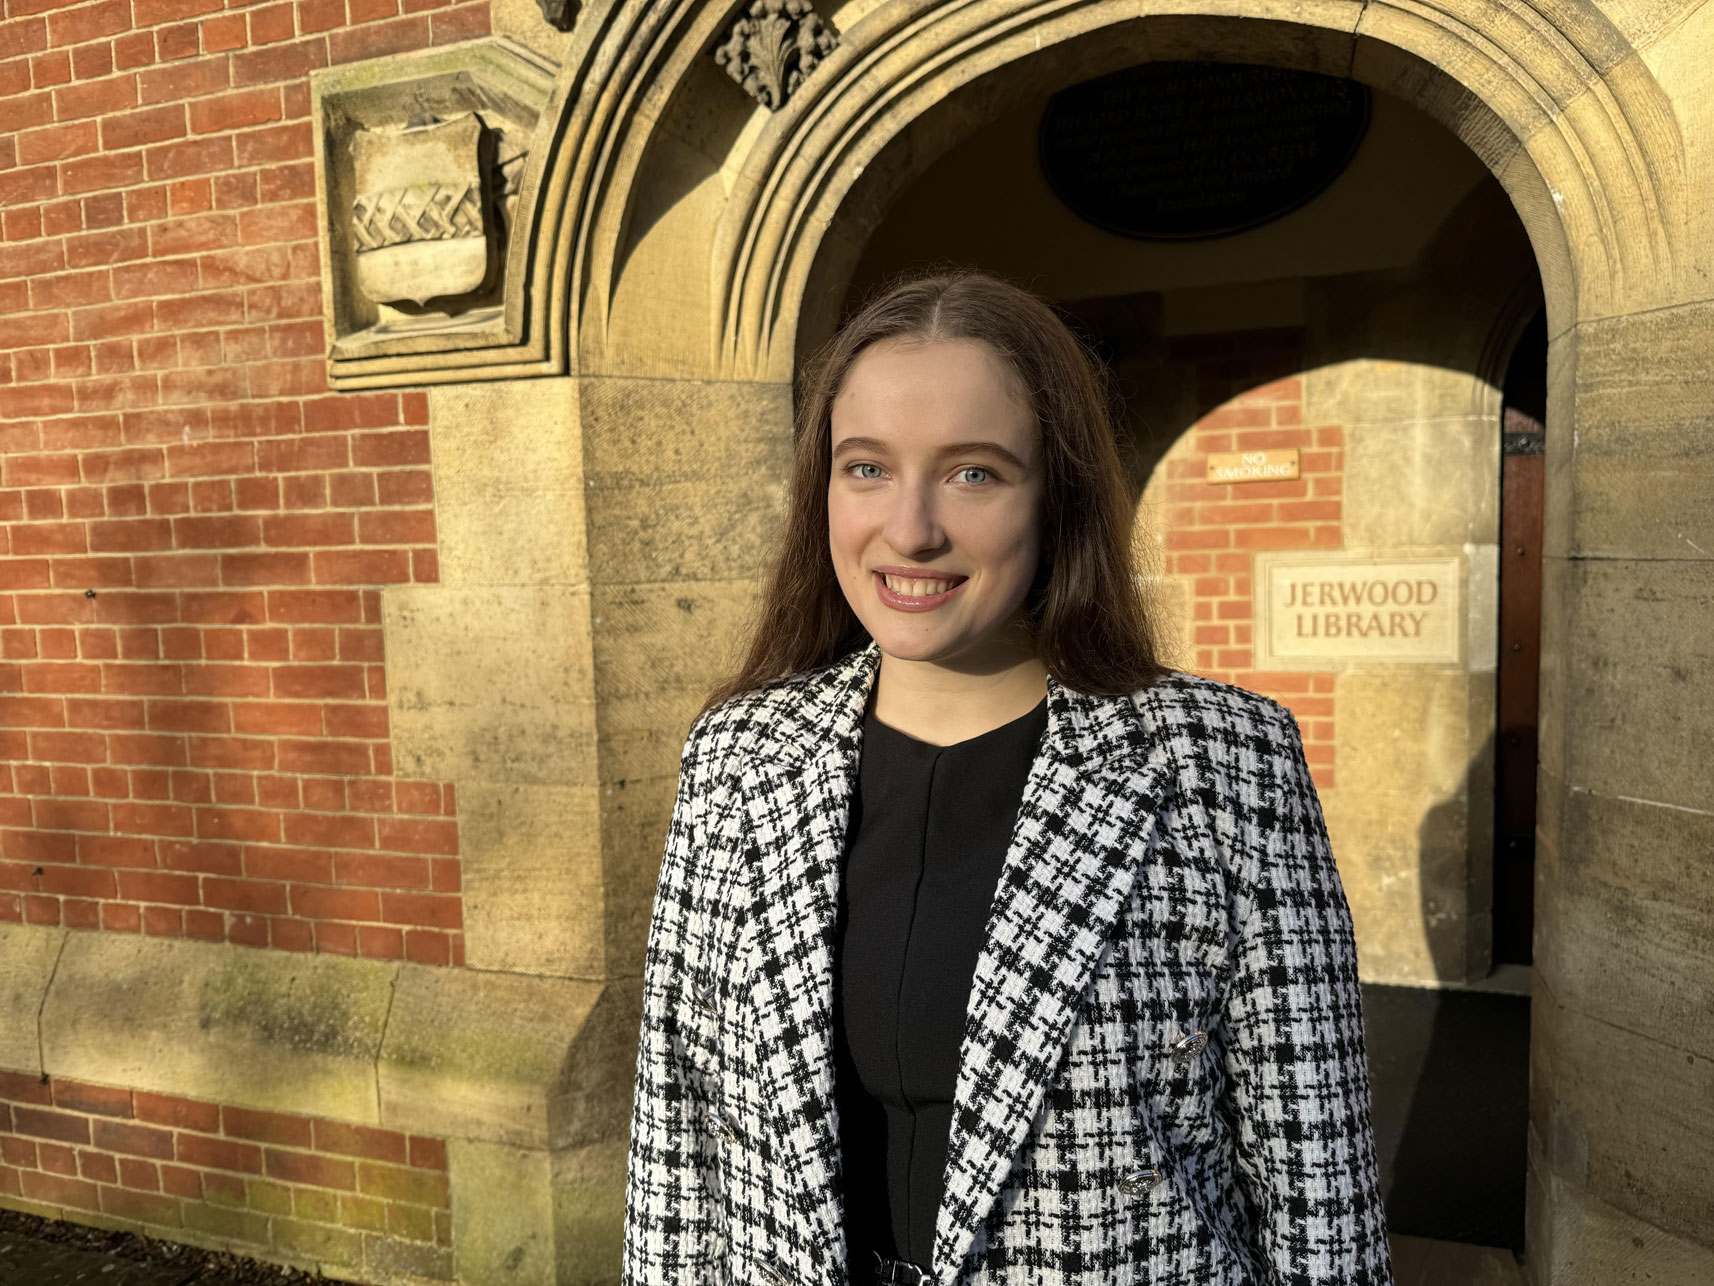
[873,635,945,663]
[866,620,977,665]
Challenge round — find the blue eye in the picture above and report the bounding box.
[841,463,994,484]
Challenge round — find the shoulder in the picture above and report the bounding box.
[1127,671,1325,907]
[1128,666,1300,745]
[1125,667,1314,836]
[681,666,818,770]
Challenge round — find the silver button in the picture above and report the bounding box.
[693,979,719,1016]
[757,1256,794,1285]
[1117,1166,1161,1197]
[1170,1029,1207,1066]
[707,1106,740,1145]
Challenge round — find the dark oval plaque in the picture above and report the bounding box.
[1039,61,1372,241]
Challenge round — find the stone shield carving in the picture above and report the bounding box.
[351,114,492,308]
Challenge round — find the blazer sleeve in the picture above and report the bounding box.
[1219,707,1394,1285]
[621,715,723,1285]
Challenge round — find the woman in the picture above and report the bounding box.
[621,271,1392,1286]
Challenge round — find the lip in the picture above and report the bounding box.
[873,569,967,612]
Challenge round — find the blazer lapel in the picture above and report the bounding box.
[736,638,1173,1282]
[737,644,874,1273]
[931,702,1172,1279]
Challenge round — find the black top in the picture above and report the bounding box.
[832,689,1050,1269]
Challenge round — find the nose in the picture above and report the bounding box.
[880,475,947,557]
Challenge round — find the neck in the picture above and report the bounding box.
[869,627,1048,746]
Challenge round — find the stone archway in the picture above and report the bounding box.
[313,0,1687,388]
[580,0,1686,381]
[306,1,1712,1279]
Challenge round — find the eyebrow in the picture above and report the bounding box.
[830,436,1031,471]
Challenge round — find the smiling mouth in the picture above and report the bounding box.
[878,572,967,595]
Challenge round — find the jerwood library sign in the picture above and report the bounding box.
[1254,554,1464,665]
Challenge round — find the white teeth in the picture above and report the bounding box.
[882,574,959,597]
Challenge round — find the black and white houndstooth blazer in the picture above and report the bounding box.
[622,636,1393,1285]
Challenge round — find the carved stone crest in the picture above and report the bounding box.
[351,113,492,308]
[714,0,838,111]
[310,36,556,381]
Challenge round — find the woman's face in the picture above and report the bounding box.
[828,336,1045,670]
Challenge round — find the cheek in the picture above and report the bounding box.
[826,496,861,571]
[967,505,1040,580]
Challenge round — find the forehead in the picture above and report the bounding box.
[831,337,1033,445]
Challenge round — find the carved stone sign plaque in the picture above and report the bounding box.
[1254,553,1463,665]
[1039,61,1371,240]
[351,113,490,307]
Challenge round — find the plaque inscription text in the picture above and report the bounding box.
[1255,554,1463,665]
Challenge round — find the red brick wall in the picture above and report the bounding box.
[0,1068,451,1277]
[0,0,492,961]
[1151,328,1343,791]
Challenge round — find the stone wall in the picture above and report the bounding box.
[1,918,633,1282]
[1130,321,1503,988]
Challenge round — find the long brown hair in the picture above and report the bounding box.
[700,269,1165,717]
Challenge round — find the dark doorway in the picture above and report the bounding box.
[1361,982,1530,1250]
[1494,307,1546,966]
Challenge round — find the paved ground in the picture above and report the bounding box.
[0,1206,323,1284]
[1392,1233,1528,1285]
[3,1204,1526,1284]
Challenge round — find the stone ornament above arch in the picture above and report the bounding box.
[307,0,1685,390]
[312,4,748,388]
[536,0,578,33]
[715,0,842,110]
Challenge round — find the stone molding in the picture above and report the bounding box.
[706,2,1686,380]
[0,922,635,1156]
[713,0,840,110]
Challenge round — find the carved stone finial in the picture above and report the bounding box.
[534,0,576,33]
[714,0,838,111]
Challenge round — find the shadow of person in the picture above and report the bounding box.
[1361,730,1529,1254]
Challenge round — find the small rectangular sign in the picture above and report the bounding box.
[1206,449,1299,484]
[1254,553,1463,665]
